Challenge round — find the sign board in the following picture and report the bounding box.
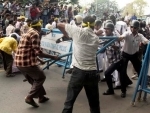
[41,29,71,54]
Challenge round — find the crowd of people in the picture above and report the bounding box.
[0,0,150,113]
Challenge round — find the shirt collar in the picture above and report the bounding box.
[129,31,139,37]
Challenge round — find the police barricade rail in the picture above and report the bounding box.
[131,42,150,106]
[41,28,72,78]
[41,29,118,78]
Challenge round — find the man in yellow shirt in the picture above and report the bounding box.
[0,34,18,77]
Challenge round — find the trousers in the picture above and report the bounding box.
[17,66,46,98]
[120,52,141,92]
[62,67,100,113]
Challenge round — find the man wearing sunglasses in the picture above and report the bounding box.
[119,20,149,98]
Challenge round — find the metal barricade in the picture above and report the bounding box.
[131,42,150,106]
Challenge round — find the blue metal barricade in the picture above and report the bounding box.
[42,34,118,78]
[131,42,150,106]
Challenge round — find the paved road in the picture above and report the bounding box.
[0,63,150,113]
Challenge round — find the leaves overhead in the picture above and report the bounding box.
[122,0,147,16]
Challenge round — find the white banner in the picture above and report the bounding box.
[41,32,71,54]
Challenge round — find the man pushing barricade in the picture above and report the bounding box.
[15,20,60,108]
[57,16,101,113]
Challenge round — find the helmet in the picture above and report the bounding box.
[105,20,113,23]
[95,20,102,26]
[104,22,114,30]
[74,15,83,24]
[131,20,140,28]
[91,14,97,20]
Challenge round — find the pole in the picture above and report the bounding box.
[96,0,98,11]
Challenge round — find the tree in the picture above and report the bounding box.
[93,0,118,18]
[58,0,79,5]
[122,0,147,17]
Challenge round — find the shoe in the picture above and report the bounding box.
[99,70,103,73]
[121,92,126,98]
[101,78,106,82]
[131,74,138,79]
[103,90,114,95]
[6,74,15,77]
[39,97,49,103]
[25,97,39,108]
[23,79,27,82]
[114,86,121,90]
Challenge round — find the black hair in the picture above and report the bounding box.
[31,20,40,29]
[10,34,17,40]
[48,19,52,24]
[9,19,13,24]
[26,18,32,22]
[14,28,20,34]
[95,20,102,26]
[83,16,95,29]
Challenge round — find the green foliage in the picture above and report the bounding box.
[122,0,147,17]
[95,0,118,18]
[58,0,79,5]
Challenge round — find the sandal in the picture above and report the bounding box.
[39,97,49,103]
[25,97,39,108]
[6,74,15,77]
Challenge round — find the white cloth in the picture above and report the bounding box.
[116,21,128,34]
[45,23,53,30]
[6,24,15,36]
[15,21,21,29]
[70,20,76,26]
[122,31,149,55]
[9,33,21,42]
[25,5,31,19]
[124,15,130,22]
[52,21,57,29]
[65,24,100,70]
[3,2,11,10]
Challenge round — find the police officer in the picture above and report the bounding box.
[119,20,149,98]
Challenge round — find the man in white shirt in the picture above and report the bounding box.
[57,16,100,113]
[6,19,15,36]
[124,12,130,22]
[45,19,53,30]
[116,17,128,35]
[119,20,149,98]
[52,18,58,29]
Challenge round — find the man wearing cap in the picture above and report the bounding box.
[70,15,83,26]
[119,20,149,97]
[52,18,58,29]
[15,20,59,107]
[21,18,32,34]
[57,16,100,113]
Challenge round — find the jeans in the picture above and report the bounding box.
[120,52,141,92]
[41,15,48,28]
[62,67,100,113]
